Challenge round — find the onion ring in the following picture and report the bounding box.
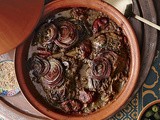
[91,56,111,80]
[54,21,78,48]
[43,59,64,87]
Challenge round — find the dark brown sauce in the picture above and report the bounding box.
[27,8,130,114]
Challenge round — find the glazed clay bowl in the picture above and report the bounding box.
[15,0,140,120]
[138,100,160,120]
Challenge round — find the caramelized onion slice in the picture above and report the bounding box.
[37,23,58,44]
[43,59,63,87]
[28,55,50,77]
[102,51,127,74]
[36,47,52,58]
[55,21,78,48]
[91,56,111,80]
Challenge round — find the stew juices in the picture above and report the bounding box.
[27,8,130,114]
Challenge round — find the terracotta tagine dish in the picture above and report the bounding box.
[15,0,140,120]
[0,0,44,54]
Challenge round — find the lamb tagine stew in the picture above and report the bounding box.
[27,8,130,115]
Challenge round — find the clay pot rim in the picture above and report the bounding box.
[15,0,140,120]
[137,100,160,120]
